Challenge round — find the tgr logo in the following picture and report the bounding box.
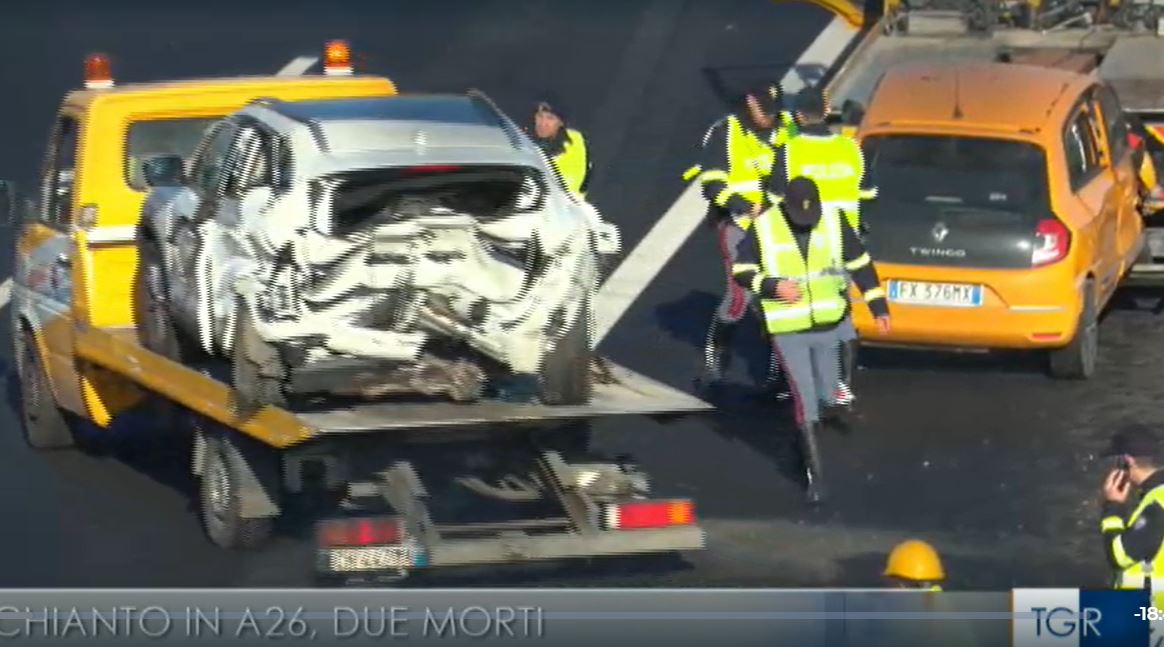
[1032,607,1102,638]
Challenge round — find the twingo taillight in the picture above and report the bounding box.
[1031,216,1071,267]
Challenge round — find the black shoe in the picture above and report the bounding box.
[799,421,827,504]
[696,320,736,388]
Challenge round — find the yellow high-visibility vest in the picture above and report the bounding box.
[553,128,589,197]
[682,115,775,229]
[783,132,870,230]
[1106,483,1164,609]
[753,207,847,334]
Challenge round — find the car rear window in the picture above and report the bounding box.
[863,135,1050,212]
[124,117,222,191]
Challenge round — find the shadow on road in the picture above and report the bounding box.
[654,289,772,385]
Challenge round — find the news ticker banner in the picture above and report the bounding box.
[0,588,1150,646]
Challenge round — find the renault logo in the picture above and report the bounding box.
[932,222,949,243]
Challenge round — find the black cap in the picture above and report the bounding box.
[534,94,567,123]
[795,85,828,119]
[1104,423,1161,458]
[782,176,822,228]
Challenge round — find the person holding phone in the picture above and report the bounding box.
[1100,424,1164,607]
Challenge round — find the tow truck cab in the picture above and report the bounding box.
[12,42,397,441]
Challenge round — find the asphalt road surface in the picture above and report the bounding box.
[0,0,1153,589]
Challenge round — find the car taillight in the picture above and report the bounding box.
[602,499,695,530]
[1032,217,1070,267]
[316,517,403,547]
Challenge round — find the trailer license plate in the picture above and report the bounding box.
[326,546,415,572]
[888,280,982,307]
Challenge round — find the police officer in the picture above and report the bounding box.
[884,539,946,591]
[532,97,592,198]
[685,82,795,388]
[769,86,878,406]
[731,177,890,503]
[1100,423,1164,608]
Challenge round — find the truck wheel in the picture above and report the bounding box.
[1049,281,1098,380]
[134,234,199,361]
[231,298,287,411]
[538,302,594,405]
[15,329,75,450]
[200,433,274,549]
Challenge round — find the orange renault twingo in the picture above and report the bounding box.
[850,61,1146,378]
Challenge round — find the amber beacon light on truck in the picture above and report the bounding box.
[84,53,114,89]
[324,39,354,76]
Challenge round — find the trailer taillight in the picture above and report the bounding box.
[84,53,114,89]
[316,517,402,546]
[323,40,353,76]
[603,499,695,530]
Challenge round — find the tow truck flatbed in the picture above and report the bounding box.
[76,327,711,447]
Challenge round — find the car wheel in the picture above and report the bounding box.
[15,328,75,450]
[200,432,274,549]
[231,297,288,412]
[538,300,594,405]
[1049,281,1098,380]
[134,233,199,361]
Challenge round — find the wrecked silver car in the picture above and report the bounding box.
[134,93,621,409]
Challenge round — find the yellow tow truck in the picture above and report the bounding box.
[3,41,709,582]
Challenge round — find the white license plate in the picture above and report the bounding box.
[888,280,983,307]
[326,546,415,572]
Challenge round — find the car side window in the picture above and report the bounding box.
[40,115,80,230]
[1063,109,1103,191]
[1095,84,1130,163]
[189,122,239,196]
[224,125,274,197]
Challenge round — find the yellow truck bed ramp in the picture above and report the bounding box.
[75,327,712,448]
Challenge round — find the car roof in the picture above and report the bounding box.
[863,62,1090,135]
[268,94,502,129]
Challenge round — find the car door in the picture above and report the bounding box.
[168,120,240,337]
[1092,83,1144,270]
[16,112,87,415]
[1062,102,1120,296]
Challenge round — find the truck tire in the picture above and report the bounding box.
[15,328,75,450]
[134,234,199,362]
[538,301,594,405]
[1049,281,1098,380]
[231,298,287,411]
[200,432,274,549]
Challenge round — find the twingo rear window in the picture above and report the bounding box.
[862,135,1050,213]
[124,117,222,191]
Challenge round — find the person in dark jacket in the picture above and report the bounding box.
[1100,423,1164,608]
[732,176,890,503]
[531,96,593,198]
[685,82,796,389]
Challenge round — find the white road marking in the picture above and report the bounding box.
[277,56,318,76]
[594,15,858,342]
[0,56,319,314]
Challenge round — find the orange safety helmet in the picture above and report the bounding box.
[884,539,946,582]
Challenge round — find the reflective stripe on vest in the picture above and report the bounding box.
[1113,484,1164,609]
[554,129,588,196]
[754,208,847,334]
[724,115,775,207]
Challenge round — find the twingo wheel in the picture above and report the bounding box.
[537,300,594,405]
[15,328,75,450]
[230,297,288,413]
[1049,280,1098,380]
[200,432,275,549]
